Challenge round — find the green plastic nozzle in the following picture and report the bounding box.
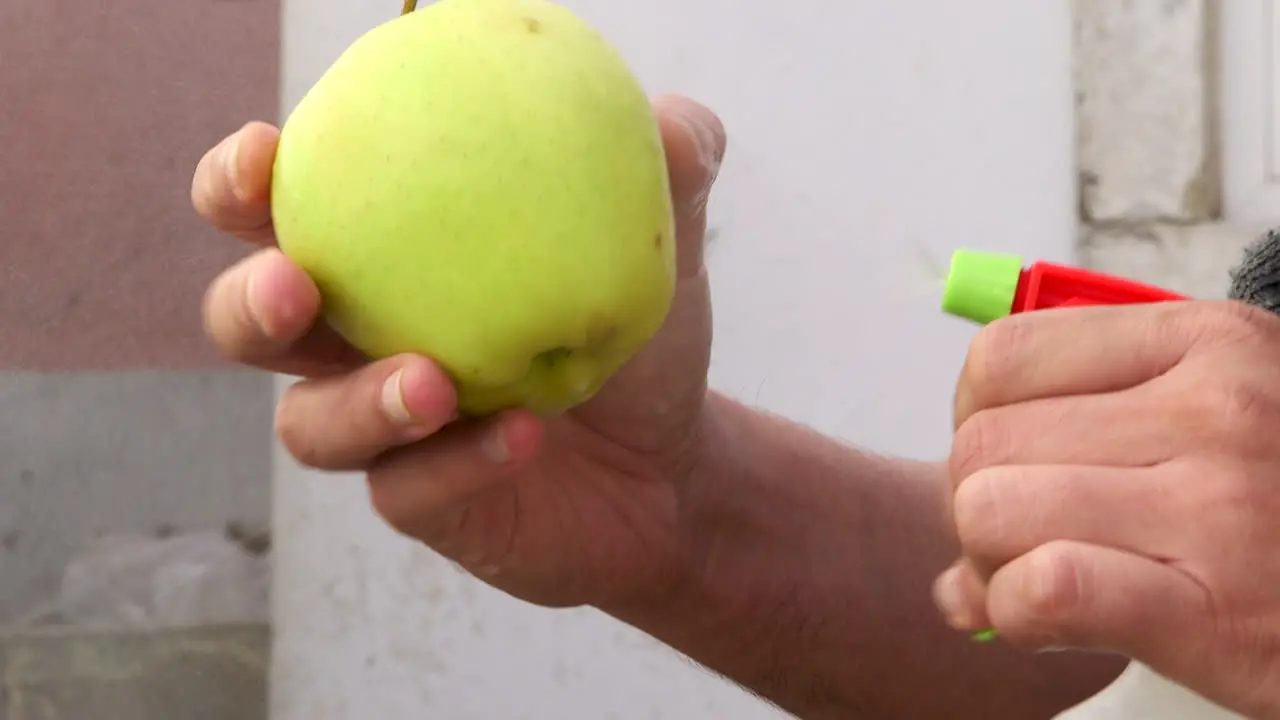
[971,628,998,643]
[942,252,1019,646]
[941,249,1024,325]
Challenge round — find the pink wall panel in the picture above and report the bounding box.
[0,0,280,368]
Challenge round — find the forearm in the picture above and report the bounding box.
[609,391,1124,718]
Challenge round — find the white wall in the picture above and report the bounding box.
[1220,0,1280,226]
[271,1,1076,718]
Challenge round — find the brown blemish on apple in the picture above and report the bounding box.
[653,232,662,250]
[522,16,542,33]
[539,347,572,367]
[584,316,618,347]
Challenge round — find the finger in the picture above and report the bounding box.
[276,354,458,470]
[366,409,544,538]
[948,381,1186,486]
[652,94,727,278]
[933,558,992,632]
[951,465,1187,577]
[986,541,1213,679]
[202,248,365,375]
[192,121,280,245]
[953,300,1207,427]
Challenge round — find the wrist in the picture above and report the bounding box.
[599,391,953,717]
[594,389,743,626]
[599,391,836,702]
[669,391,783,626]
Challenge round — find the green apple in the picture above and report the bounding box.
[271,0,676,416]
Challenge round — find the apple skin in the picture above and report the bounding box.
[271,0,676,416]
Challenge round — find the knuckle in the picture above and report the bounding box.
[1170,458,1275,569]
[200,269,258,362]
[952,469,1006,555]
[962,316,1031,401]
[190,181,211,222]
[199,279,221,339]
[274,392,325,469]
[1219,620,1280,714]
[1017,541,1086,626]
[1193,300,1279,346]
[190,149,226,223]
[1191,377,1272,446]
[950,409,1011,482]
[365,484,401,533]
[366,473,418,538]
[1204,461,1269,528]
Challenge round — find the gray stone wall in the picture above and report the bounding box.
[1072,0,1266,298]
[1,1,278,714]
[0,372,272,626]
[0,625,268,720]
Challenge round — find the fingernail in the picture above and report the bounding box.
[933,566,977,630]
[223,132,247,201]
[381,370,415,425]
[481,425,510,463]
[244,270,274,336]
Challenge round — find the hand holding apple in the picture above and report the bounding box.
[934,301,1280,719]
[193,90,726,611]
[194,0,726,611]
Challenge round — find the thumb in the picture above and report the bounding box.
[653,95,727,278]
[987,541,1220,686]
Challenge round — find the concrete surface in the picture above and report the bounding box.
[0,371,273,626]
[0,623,268,720]
[1073,0,1217,223]
[1082,222,1264,298]
[0,0,278,369]
[1058,663,1244,720]
[2,0,279,717]
[0,0,278,643]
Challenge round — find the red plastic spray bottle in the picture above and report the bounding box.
[940,249,1187,324]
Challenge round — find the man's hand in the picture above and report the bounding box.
[192,94,1130,720]
[935,300,1280,718]
[192,95,727,613]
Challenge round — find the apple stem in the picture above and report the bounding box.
[401,0,417,14]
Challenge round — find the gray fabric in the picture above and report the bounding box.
[1228,228,1280,315]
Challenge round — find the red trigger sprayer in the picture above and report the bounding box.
[940,249,1188,324]
[938,250,1187,644]
[938,251,1254,718]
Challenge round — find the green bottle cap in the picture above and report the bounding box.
[941,249,1024,325]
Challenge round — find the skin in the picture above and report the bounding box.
[938,299,1280,719]
[193,95,1280,719]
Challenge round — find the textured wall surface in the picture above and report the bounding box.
[0,0,277,368]
[0,624,268,720]
[1082,223,1261,298]
[1074,0,1217,223]
[0,0,279,715]
[0,372,273,624]
[1074,0,1259,292]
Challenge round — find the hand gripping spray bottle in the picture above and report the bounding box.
[941,249,1244,720]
